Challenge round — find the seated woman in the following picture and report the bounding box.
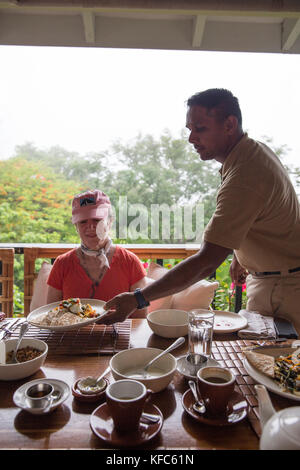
[47,189,147,317]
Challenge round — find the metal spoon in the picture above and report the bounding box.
[141,412,160,424]
[77,366,110,395]
[11,322,29,363]
[141,337,185,376]
[188,380,206,414]
[123,337,185,379]
[42,389,61,413]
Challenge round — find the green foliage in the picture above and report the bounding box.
[214,258,247,312]
[0,157,83,244]
[13,283,24,317]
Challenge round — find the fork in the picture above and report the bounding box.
[111,323,118,338]
[0,318,21,340]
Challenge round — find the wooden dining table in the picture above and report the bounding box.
[0,318,295,451]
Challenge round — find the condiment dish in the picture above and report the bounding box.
[72,378,109,403]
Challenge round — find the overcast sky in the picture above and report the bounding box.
[0,45,299,168]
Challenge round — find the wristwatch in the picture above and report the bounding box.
[134,288,150,309]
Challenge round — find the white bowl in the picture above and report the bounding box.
[147,309,189,338]
[0,338,48,381]
[109,347,177,393]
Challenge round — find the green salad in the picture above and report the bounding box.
[274,348,300,396]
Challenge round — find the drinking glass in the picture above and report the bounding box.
[188,309,215,358]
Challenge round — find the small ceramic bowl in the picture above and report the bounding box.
[147,309,188,338]
[72,378,109,403]
[0,338,48,381]
[110,347,177,393]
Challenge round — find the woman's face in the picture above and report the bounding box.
[76,218,109,249]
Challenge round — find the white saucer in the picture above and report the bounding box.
[13,378,70,415]
[212,310,248,334]
[177,355,220,380]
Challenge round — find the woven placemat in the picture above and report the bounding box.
[210,339,281,438]
[8,319,132,356]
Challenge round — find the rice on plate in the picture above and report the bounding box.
[32,298,100,327]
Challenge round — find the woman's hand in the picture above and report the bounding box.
[230,255,248,286]
[100,292,137,324]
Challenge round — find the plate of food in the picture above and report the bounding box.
[243,345,300,401]
[212,310,248,334]
[27,298,107,331]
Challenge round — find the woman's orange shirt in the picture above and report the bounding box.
[47,246,146,301]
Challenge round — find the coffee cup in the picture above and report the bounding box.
[105,379,152,433]
[197,366,235,415]
[25,382,54,409]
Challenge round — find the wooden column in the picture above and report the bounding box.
[24,248,39,316]
[0,248,14,317]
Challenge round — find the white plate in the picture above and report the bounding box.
[177,355,220,381]
[243,347,300,402]
[13,378,70,414]
[27,299,107,331]
[212,310,247,333]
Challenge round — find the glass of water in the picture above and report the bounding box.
[188,309,215,358]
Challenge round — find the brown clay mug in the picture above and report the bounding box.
[196,366,235,415]
[105,379,152,433]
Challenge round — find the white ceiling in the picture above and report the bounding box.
[0,1,300,54]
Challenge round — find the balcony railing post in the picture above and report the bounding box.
[0,248,14,317]
[234,285,242,313]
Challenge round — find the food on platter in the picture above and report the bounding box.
[31,298,99,327]
[245,348,300,397]
[274,348,300,396]
[244,350,275,378]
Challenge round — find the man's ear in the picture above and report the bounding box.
[225,115,239,135]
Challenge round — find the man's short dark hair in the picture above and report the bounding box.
[187,88,242,127]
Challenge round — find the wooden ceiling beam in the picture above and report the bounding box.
[192,15,206,48]
[82,10,95,43]
[282,17,300,51]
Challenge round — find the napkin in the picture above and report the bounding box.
[237,310,276,340]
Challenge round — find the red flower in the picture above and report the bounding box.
[230,282,247,292]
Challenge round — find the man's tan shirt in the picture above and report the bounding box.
[204,133,300,273]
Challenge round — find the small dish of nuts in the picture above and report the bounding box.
[6,346,43,364]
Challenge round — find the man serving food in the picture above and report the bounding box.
[102,88,300,334]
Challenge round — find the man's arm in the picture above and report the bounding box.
[102,241,232,324]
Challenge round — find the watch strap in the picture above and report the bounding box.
[134,288,150,309]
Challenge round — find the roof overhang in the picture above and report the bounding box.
[0,0,300,53]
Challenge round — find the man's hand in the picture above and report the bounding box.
[230,255,248,286]
[99,292,137,325]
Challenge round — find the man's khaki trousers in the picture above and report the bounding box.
[246,271,300,336]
